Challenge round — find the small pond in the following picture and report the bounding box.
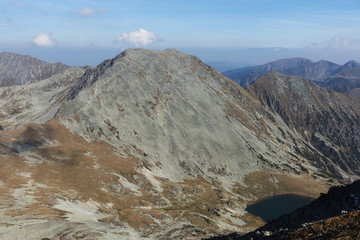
[246,194,313,222]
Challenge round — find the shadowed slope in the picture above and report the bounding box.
[247,72,360,179]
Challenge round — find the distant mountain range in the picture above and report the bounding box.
[0,50,360,239]
[205,61,254,72]
[223,57,360,95]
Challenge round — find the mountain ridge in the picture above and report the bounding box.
[60,48,299,183]
[0,49,359,239]
[0,52,69,87]
[247,72,360,179]
[224,57,360,95]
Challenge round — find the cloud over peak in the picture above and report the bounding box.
[116,28,157,47]
[77,7,106,16]
[32,33,55,47]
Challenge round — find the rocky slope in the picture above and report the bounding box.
[0,67,85,129]
[61,48,307,183]
[205,180,360,240]
[349,88,360,98]
[0,52,69,87]
[247,72,360,180]
[0,49,358,239]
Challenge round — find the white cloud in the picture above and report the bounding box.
[311,36,360,49]
[116,28,157,47]
[77,7,106,16]
[328,36,360,48]
[78,7,95,16]
[32,33,55,47]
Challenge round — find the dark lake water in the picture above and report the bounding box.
[246,194,313,222]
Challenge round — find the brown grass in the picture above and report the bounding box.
[235,171,329,203]
[0,120,331,237]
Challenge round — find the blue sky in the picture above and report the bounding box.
[1,0,360,66]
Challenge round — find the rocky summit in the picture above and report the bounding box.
[0,49,359,239]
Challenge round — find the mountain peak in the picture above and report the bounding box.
[343,60,360,68]
[1,49,360,239]
[248,71,312,101]
[111,48,187,61]
[69,48,209,100]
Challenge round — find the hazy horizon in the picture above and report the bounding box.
[1,0,360,67]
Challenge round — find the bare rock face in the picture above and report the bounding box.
[0,52,69,87]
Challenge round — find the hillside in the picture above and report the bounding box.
[0,49,358,239]
[349,88,360,98]
[247,72,360,179]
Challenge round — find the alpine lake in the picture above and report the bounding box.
[246,194,314,222]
